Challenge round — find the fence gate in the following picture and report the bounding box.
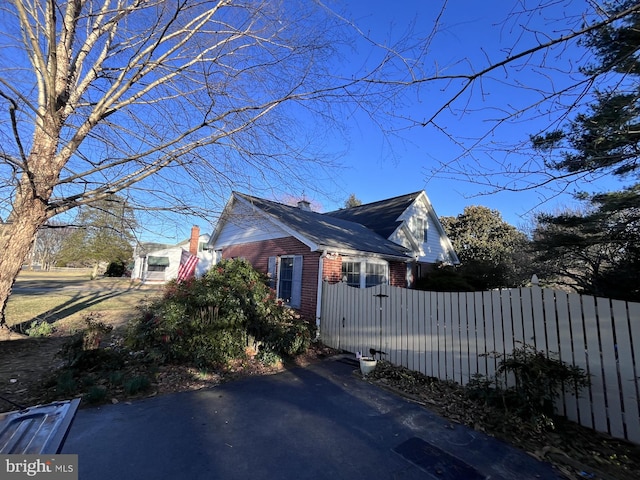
[320,282,389,356]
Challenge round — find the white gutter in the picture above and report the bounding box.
[315,250,327,340]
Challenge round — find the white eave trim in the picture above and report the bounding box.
[316,244,412,263]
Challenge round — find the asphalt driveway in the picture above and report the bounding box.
[62,356,563,479]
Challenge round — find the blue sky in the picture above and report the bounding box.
[308,1,624,225]
[139,0,626,242]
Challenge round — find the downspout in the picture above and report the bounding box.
[315,250,327,340]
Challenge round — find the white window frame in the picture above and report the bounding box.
[410,217,428,244]
[268,255,303,308]
[341,258,389,288]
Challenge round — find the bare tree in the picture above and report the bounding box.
[3,0,633,328]
[416,2,640,198]
[30,222,74,271]
[0,0,430,326]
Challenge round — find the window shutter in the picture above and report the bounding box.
[267,256,277,290]
[290,255,303,308]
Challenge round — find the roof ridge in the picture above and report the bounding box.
[324,190,423,215]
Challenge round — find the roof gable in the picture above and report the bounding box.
[231,193,411,259]
[210,190,459,263]
[326,191,459,264]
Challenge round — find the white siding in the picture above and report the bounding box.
[389,194,455,264]
[132,235,214,283]
[211,201,288,248]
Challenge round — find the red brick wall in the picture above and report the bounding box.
[322,256,343,284]
[389,261,408,287]
[222,237,320,320]
[221,239,410,320]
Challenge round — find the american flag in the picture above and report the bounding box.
[177,249,199,282]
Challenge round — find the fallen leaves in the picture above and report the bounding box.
[367,360,640,480]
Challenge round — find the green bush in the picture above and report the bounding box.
[414,263,475,292]
[105,261,127,277]
[26,319,55,337]
[126,258,312,368]
[123,376,151,395]
[466,343,590,430]
[55,370,77,396]
[84,385,108,403]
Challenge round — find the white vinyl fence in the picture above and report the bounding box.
[320,282,640,444]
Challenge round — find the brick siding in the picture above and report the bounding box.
[389,261,408,287]
[222,238,409,321]
[222,237,320,320]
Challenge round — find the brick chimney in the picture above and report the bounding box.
[297,199,311,211]
[189,225,200,255]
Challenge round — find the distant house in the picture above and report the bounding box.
[208,191,458,327]
[131,226,213,283]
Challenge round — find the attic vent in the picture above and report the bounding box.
[297,199,311,211]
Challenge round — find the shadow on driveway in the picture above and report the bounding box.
[63,357,564,480]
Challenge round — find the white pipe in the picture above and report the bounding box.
[315,250,327,339]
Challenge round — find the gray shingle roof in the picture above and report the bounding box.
[324,191,422,239]
[235,193,411,259]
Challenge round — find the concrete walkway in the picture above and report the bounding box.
[63,356,563,479]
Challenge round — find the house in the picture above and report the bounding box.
[131,226,214,283]
[208,191,459,330]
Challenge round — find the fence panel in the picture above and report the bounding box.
[465,292,478,383]
[319,281,640,444]
[458,293,470,385]
[543,289,563,416]
[428,291,438,377]
[556,291,578,423]
[612,300,640,444]
[567,292,594,430]
[473,292,486,377]
[597,297,625,439]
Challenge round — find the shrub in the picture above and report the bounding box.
[466,343,590,430]
[414,263,475,292]
[82,313,113,350]
[55,370,77,395]
[126,258,312,368]
[26,319,55,337]
[105,261,127,277]
[84,385,108,403]
[123,376,151,395]
[58,314,116,367]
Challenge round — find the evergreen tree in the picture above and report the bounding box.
[343,194,362,208]
[58,196,136,278]
[440,206,531,290]
[532,186,640,301]
[529,1,640,299]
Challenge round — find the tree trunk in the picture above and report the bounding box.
[0,128,61,328]
[91,263,99,280]
[0,199,49,328]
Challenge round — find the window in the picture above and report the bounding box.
[342,259,388,288]
[410,217,428,244]
[278,257,294,303]
[147,256,169,271]
[268,255,303,308]
[366,262,387,287]
[341,261,361,287]
[145,256,169,281]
